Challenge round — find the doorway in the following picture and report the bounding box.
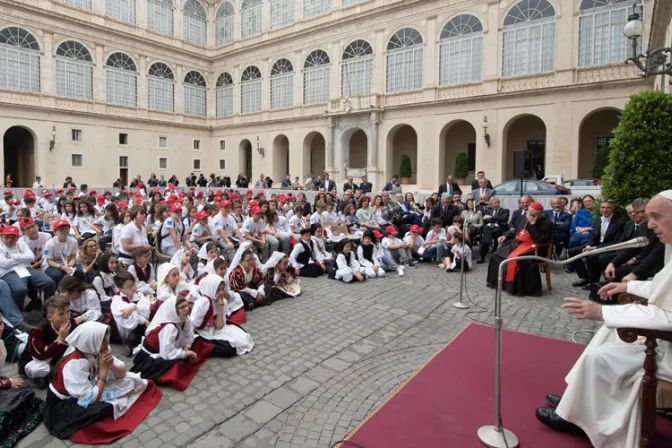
[119,156,129,186]
[3,126,35,187]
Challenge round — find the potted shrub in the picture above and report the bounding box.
[454,152,469,184]
[399,154,413,184]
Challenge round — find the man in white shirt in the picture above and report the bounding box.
[242,205,277,262]
[0,225,55,310]
[211,200,243,260]
[32,176,45,189]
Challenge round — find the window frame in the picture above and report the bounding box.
[71,153,84,167]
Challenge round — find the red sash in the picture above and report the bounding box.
[505,228,535,283]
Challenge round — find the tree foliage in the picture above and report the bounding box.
[601,91,672,208]
[591,144,610,179]
[399,154,413,178]
[454,152,469,179]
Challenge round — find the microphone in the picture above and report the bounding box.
[584,237,649,256]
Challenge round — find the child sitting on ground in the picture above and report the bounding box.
[111,271,151,356]
[442,232,472,272]
[333,240,366,283]
[357,231,386,278]
[197,242,218,277]
[381,226,416,269]
[58,276,105,324]
[127,247,156,296]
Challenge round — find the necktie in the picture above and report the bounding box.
[601,217,609,242]
[554,212,559,221]
[522,211,526,216]
[634,223,639,232]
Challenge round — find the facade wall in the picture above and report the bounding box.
[0,0,665,189]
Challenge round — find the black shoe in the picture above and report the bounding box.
[582,282,600,291]
[476,257,486,264]
[122,343,134,357]
[24,300,42,312]
[545,394,562,409]
[535,408,582,433]
[405,261,416,269]
[572,279,589,287]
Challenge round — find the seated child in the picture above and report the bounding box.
[18,297,72,387]
[203,258,246,325]
[356,231,386,279]
[263,251,301,301]
[44,322,159,443]
[91,252,117,315]
[127,247,156,296]
[197,242,218,277]
[227,243,270,309]
[442,232,472,272]
[381,226,416,269]
[58,276,108,325]
[289,229,325,278]
[155,263,199,317]
[333,240,366,283]
[170,249,195,283]
[402,224,425,260]
[192,274,254,356]
[111,272,151,356]
[43,220,83,284]
[131,295,213,391]
[420,218,447,264]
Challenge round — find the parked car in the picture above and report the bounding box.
[492,180,571,196]
[542,175,602,197]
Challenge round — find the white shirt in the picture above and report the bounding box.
[288,215,307,233]
[273,216,290,233]
[210,213,238,241]
[74,214,96,235]
[21,232,51,261]
[0,240,35,277]
[119,222,148,263]
[160,217,185,252]
[425,228,447,243]
[111,292,150,340]
[241,217,266,240]
[69,289,102,323]
[600,215,612,243]
[42,236,78,271]
[403,232,424,249]
[32,181,45,189]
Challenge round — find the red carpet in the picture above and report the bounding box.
[342,323,672,448]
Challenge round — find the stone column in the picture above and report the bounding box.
[234,4,242,41]
[261,58,270,111]
[137,0,146,28]
[207,71,216,117]
[262,0,271,33]
[41,33,56,96]
[174,0,183,39]
[93,0,105,15]
[93,45,105,102]
[207,4,216,47]
[554,0,575,86]
[326,117,335,173]
[294,0,303,23]
[372,29,385,96]
[330,40,342,104]
[423,16,437,101]
[138,56,149,110]
[232,65,241,115]
[482,0,500,95]
[368,111,380,189]
[293,50,302,107]
[175,65,184,114]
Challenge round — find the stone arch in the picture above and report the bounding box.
[340,126,368,172]
[239,138,252,180]
[302,131,325,178]
[385,124,418,184]
[272,134,290,184]
[3,125,36,187]
[438,120,477,184]
[578,107,621,179]
[502,114,547,180]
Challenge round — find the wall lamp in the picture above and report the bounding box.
[623,3,672,83]
[255,136,265,157]
[49,125,56,151]
[482,117,491,148]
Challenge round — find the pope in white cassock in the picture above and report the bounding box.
[536,191,672,447]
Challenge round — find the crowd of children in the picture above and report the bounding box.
[0,184,471,445]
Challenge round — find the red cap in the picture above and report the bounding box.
[195,210,208,221]
[2,226,19,236]
[96,195,105,204]
[11,200,20,206]
[19,218,35,230]
[250,206,262,215]
[151,188,160,194]
[216,190,223,196]
[23,190,35,198]
[68,186,76,191]
[373,230,384,239]
[246,190,253,196]
[409,224,422,234]
[529,202,544,212]
[213,196,221,202]
[118,201,128,209]
[169,195,178,202]
[178,193,185,198]
[56,188,64,194]
[385,225,398,235]
[278,195,287,203]
[170,204,182,213]
[89,190,97,196]
[219,200,231,208]
[44,192,53,198]
[137,182,144,188]
[160,200,168,205]
[168,183,175,189]
[249,200,259,207]
[3,189,11,196]
[52,220,71,231]
[257,191,264,196]
[134,191,142,197]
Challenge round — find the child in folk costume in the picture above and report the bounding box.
[357,231,386,279]
[44,322,161,444]
[91,252,117,316]
[191,274,254,356]
[127,247,156,296]
[226,242,271,309]
[155,263,200,319]
[19,297,72,388]
[197,242,218,277]
[58,276,106,325]
[130,295,214,390]
[262,251,301,301]
[170,248,195,283]
[333,240,366,283]
[111,272,151,356]
[442,232,472,272]
[289,228,326,278]
[202,258,246,325]
[311,223,333,261]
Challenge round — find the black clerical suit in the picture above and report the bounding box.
[479,207,510,258]
[569,215,624,283]
[486,214,553,296]
[602,222,664,281]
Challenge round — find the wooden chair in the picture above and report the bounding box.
[532,242,553,290]
[617,293,672,447]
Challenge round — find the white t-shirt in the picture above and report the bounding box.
[22,232,51,260]
[273,216,290,233]
[160,217,185,252]
[425,228,447,243]
[119,222,148,263]
[75,214,96,235]
[210,213,239,241]
[241,217,266,240]
[190,221,211,243]
[288,216,307,233]
[403,232,425,249]
[42,236,79,271]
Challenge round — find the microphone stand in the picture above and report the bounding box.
[453,225,470,309]
[477,241,646,448]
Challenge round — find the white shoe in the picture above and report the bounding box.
[397,266,405,276]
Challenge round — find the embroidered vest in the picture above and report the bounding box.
[143,323,177,353]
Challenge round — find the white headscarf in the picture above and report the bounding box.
[262,251,287,274]
[224,242,262,283]
[65,321,109,356]
[157,263,179,290]
[197,243,215,261]
[199,274,224,300]
[170,249,190,269]
[146,295,194,336]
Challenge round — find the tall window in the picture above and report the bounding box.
[148,0,173,36]
[59,0,92,10]
[502,0,556,77]
[216,2,235,46]
[241,65,262,114]
[304,50,330,104]
[241,0,262,38]
[106,52,137,107]
[579,0,640,67]
[304,0,330,19]
[184,70,207,117]
[271,58,293,109]
[439,14,483,85]
[183,0,207,46]
[56,41,93,100]
[148,62,174,113]
[216,72,233,116]
[0,27,40,93]
[386,28,423,93]
[342,0,364,6]
[270,0,294,30]
[341,40,373,97]
[106,0,136,24]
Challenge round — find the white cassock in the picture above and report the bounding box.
[556,246,672,448]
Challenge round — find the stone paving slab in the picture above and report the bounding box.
[15,261,596,448]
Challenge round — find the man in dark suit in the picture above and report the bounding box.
[477,197,510,263]
[543,198,572,257]
[343,176,359,192]
[359,175,372,194]
[471,178,495,203]
[438,175,462,196]
[602,198,664,282]
[321,173,336,192]
[429,193,459,228]
[568,199,624,288]
[509,196,534,230]
[471,171,493,191]
[382,175,402,194]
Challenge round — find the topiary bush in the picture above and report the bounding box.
[591,145,610,179]
[601,90,672,209]
[454,152,469,179]
[399,154,413,179]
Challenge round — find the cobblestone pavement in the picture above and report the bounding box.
[16,260,597,448]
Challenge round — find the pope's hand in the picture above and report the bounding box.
[562,298,603,321]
